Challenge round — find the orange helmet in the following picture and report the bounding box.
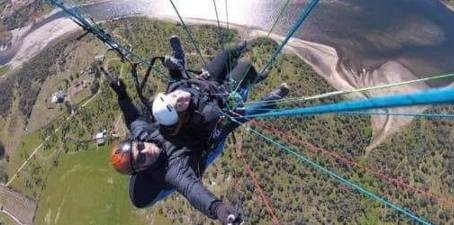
[111,141,134,175]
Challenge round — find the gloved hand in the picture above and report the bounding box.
[109,78,128,99]
[196,70,210,80]
[216,202,242,225]
[163,55,184,71]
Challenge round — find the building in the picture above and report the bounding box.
[51,91,66,104]
[94,129,107,146]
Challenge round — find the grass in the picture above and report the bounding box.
[0,65,9,77]
[356,200,395,225]
[7,131,42,178]
[0,212,17,225]
[1,0,52,30]
[0,118,6,143]
[69,88,92,105]
[26,70,95,133]
[24,120,172,225]
[34,144,147,225]
[0,1,9,14]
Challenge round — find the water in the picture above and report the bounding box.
[2,0,454,84]
[300,0,454,80]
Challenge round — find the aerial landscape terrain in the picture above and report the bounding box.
[0,0,454,225]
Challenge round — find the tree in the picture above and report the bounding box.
[64,101,72,114]
[0,141,4,159]
[90,79,100,95]
[0,160,8,183]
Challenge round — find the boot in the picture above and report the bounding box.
[235,40,248,55]
[214,202,242,225]
[268,82,290,99]
[163,56,184,71]
[228,40,249,58]
[163,55,187,80]
[169,35,185,64]
[254,68,270,84]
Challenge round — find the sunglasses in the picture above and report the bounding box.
[129,141,147,174]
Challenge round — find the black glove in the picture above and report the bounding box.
[215,202,242,225]
[164,55,184,71]
[109,78,128,99]
[196,69,211,80]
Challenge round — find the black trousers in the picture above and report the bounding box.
[168,45,255,85]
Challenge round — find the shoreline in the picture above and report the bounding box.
[2,14,431,153]
[3,17,79,68]
[441,0,454,11]
[248,30,430,152]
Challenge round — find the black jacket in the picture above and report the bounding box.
[166,79,229,147]
[118,95,220,218]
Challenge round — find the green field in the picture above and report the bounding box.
[34,144,147,225]
[7,131,43,182]
[0,66,9,77]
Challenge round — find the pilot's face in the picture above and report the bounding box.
[168,90,191,112]
[131,142,161,172]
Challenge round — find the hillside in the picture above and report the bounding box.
[0,0,52,30]
[443,0,454,7]
[1,17,453,225]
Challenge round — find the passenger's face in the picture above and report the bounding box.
[169,90,191,112]
[131,142,161,172]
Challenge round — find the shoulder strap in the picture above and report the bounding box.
[167,79,228,110]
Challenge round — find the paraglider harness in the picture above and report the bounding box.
[97,45,241,150]
[97,46,243,148]
[166,79,229,112]
[99,52,236,117]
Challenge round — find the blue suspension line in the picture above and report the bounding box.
[244,108,454,120]
[259,0,319,74]
[239,88,454,119]
[49,0,139,62]
[336,111,454,120]
[48,0,168,78]
[226,115,433,225]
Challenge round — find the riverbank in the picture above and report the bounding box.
[442,0,454,11]
[5,17,78,67]
[248,30,430,154]
[3,14,432,153]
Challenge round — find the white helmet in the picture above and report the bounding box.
[152,93,178,126]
